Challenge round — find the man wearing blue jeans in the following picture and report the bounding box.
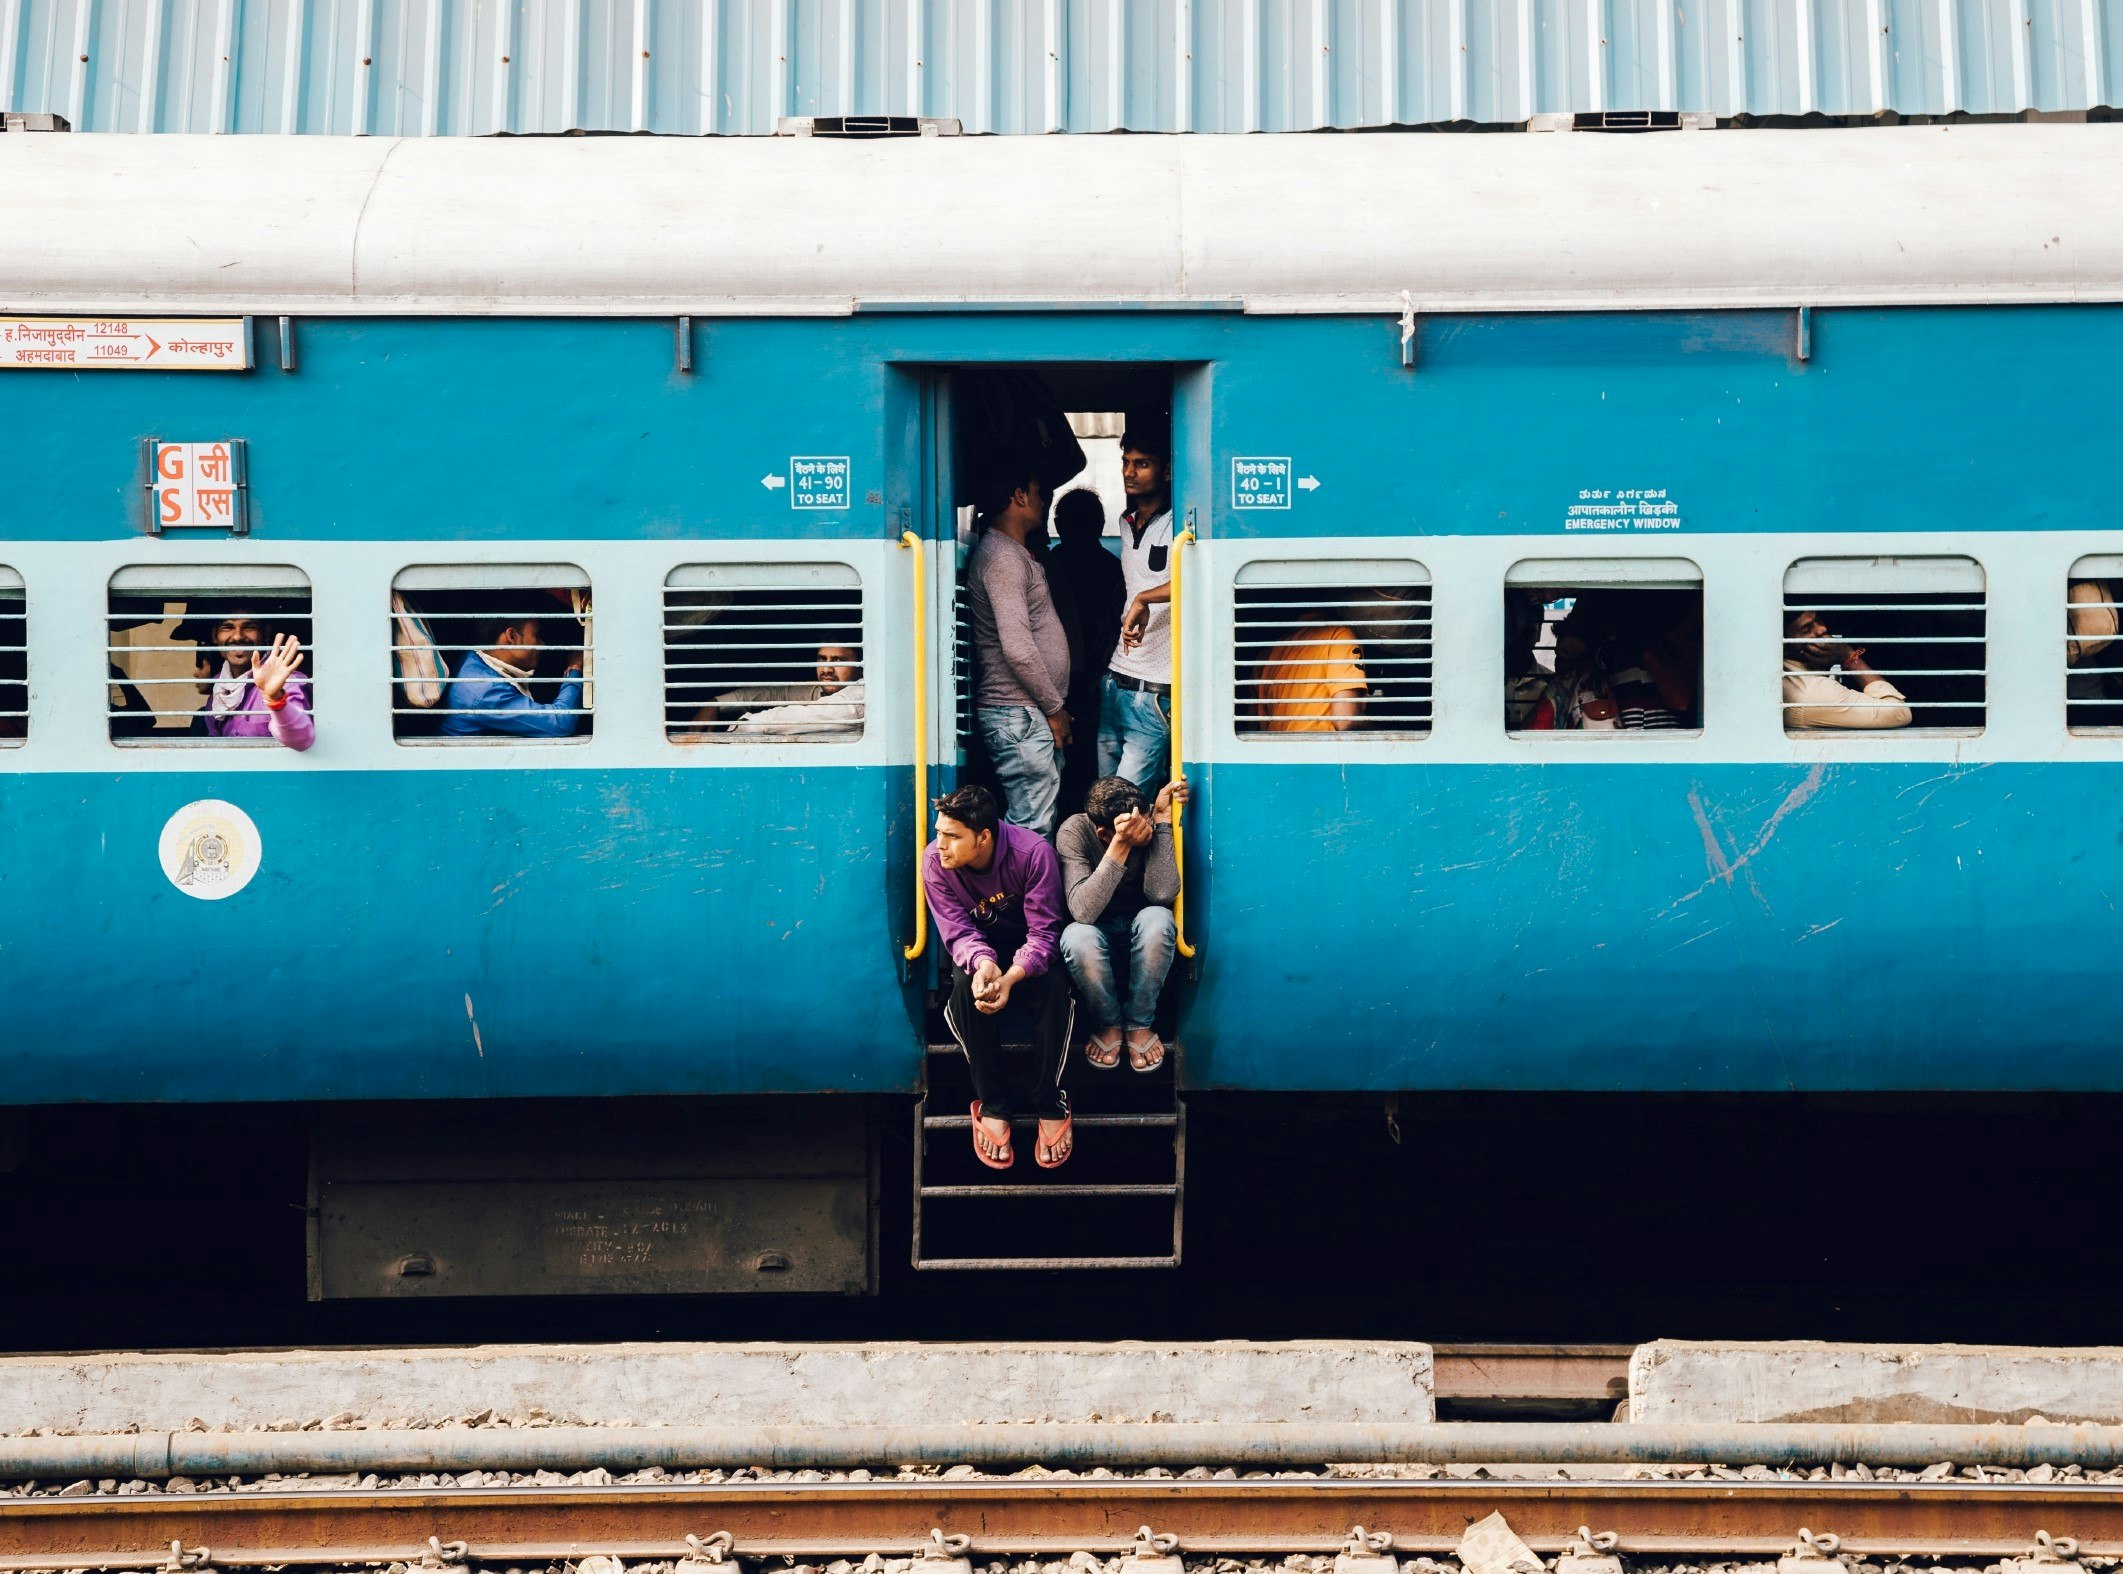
[1099,429,1176,790]
[1056,774,1188,1074]
[966,465,1073,836]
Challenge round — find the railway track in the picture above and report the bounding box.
[6,1476,2123,1571]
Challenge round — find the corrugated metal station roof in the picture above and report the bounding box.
[0,0,2115,137]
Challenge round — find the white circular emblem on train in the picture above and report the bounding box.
[158,799,262,901]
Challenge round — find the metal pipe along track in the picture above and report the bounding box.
[9,1423,2123,1481]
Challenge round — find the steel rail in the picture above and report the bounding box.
[6,1477,2123,1571]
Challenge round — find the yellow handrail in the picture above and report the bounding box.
[899,530,929,962]
[1170,527,1198,960]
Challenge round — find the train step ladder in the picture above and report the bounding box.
[912,1038,1185,1271]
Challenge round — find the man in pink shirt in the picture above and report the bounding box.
[199,611,313,751]
[921,784,1074,1170]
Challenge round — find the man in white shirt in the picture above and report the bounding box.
[1781,610,1912,729]
[1097,428,1175,789]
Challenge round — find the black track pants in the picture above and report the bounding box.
[944,960,1074,1122]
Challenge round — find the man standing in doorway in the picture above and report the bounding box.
[967,464,1073,836]
[1099,428,1175,790]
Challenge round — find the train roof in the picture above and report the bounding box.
[2,125,2121,318]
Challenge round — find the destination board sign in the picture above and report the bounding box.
[1,317,250,371]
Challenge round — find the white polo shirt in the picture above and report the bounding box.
[1108,504,1173,687]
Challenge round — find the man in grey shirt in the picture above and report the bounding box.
[967,465,1073,835]
[1057,774,1188,1074]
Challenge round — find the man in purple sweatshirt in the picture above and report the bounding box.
[921,784,1075,1170]
[199,612,314,751]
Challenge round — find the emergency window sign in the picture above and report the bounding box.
[149,441,250,534]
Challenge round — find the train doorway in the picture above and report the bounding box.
[922,363,1184,811]
[902,361,1197,1274]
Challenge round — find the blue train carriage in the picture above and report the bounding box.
[0,123,2119,1292]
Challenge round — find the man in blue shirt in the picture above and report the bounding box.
[440,614,586,738]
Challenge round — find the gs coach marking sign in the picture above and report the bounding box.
[1232,457,1293,510]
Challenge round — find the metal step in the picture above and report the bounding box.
[924,1112,1176,1129]
[914,1255,1181,1271]
[910,1039,1186,1273]
[919,1183,1179,1198]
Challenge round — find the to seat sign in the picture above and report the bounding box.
[1232,456,1293,509]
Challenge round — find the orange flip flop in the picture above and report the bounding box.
[1036,1112,1074,1169]
[970,1101,1014,1170]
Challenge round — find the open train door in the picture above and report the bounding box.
[898,364,1186,1272]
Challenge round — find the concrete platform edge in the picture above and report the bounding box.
[0,1340,1436,1432]
[1631,1339,2123,1425]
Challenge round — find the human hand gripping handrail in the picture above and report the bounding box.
[900,531,928,962]
[1171,528,1197,960]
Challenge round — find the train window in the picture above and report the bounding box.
[0,569,22,745]
[1781,557,1985,734]
[2066,557,2123,733]
[106,566,313,745]
[664,563,864,744]
[1504,559,1703,734]
[391,565,593,744]
[1233,560,1431,737]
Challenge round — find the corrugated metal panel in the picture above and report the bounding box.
[0,0,2115,135]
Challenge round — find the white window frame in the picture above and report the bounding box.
[2066,554,2123,736]
[391,563,594,748]
[0,566,22,748]
[105,563,313,749]
[1503,556,1704,740]
[663,561,866,747]
[1781,555,1986,738]
[1230,557,1434,742]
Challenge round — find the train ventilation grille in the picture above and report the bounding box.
[1528,110,1715,132]
[776,116,963,138]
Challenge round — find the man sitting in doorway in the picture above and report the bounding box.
[922,785,1075,1171]
[1058,774,1188,1076]
[1782,609,1911,729]
[441,612,586,738]
[196,608,314,751]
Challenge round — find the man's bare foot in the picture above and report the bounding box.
[1084,1026,1123,1069]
